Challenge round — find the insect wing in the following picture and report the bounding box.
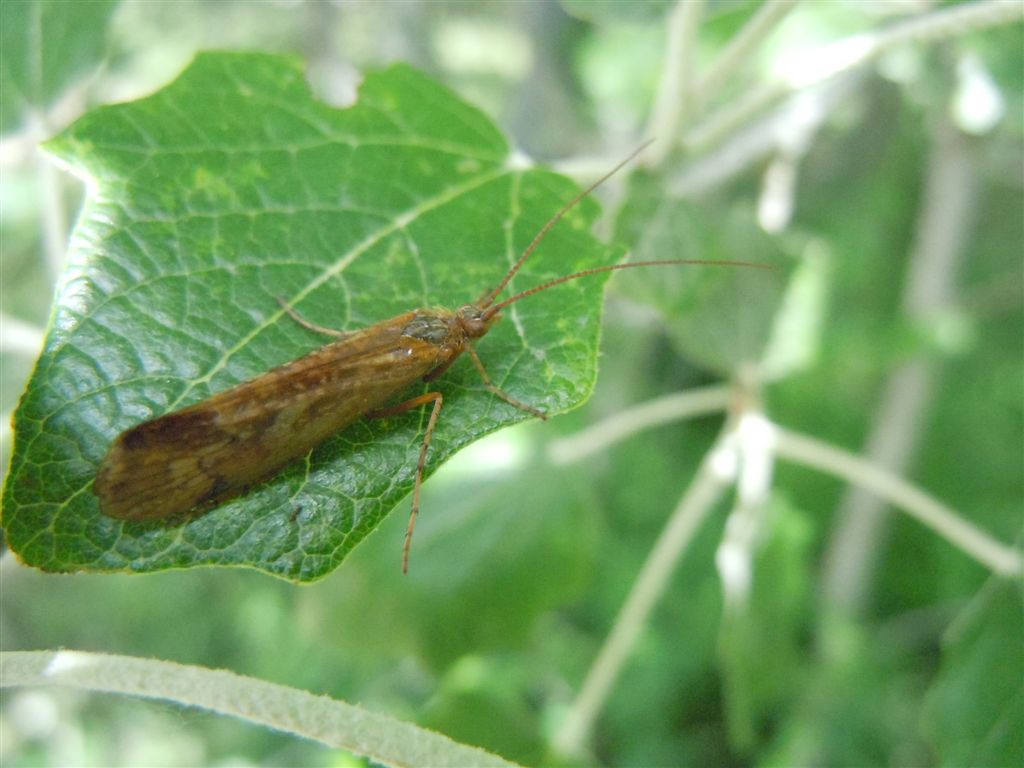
[95,312,452,521]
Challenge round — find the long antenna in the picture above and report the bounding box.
[482,259,773,319]
[479,138,656,309]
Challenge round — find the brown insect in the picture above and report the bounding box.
[95,142,764,572]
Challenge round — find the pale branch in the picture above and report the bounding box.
[0,650,520,768]
[553,426,737,758]
[547,385,731,464]
[774,426,1023,578]
[686,0,1024,154]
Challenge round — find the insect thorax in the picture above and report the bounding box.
[402,310,459,345]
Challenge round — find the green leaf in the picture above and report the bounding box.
[1,52,620,581]
[615,174,794,376]
[923,578,1024,768]
[321,446,600,668]
[0,0,118,133]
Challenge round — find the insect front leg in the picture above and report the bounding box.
[367,391,444,574]
[464,344,547,420]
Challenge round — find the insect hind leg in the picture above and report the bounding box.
[367,391,446,574]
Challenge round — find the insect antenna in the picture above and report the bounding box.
[481,259,774,320]
[478,138,656,309]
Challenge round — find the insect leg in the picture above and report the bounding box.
[367,391,445,574]
[464,344,547,420]
[422,355,459,382]
[277,297,351,339]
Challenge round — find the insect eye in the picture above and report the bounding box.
[456,305,491,337]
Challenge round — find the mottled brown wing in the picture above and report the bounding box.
[94,311,460,521]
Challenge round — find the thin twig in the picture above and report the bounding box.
[774,426,1023,578]
[716,409,776,611]
[686,0,1024,154]
[553,426,737,758]
[645,0,706,165]
[823,104,979,612]
[548,385,731,465]
[696,0,800,104]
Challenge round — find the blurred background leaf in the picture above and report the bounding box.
[923,578,1024,768]
[615,178,795,376]
[0,0,118,132]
